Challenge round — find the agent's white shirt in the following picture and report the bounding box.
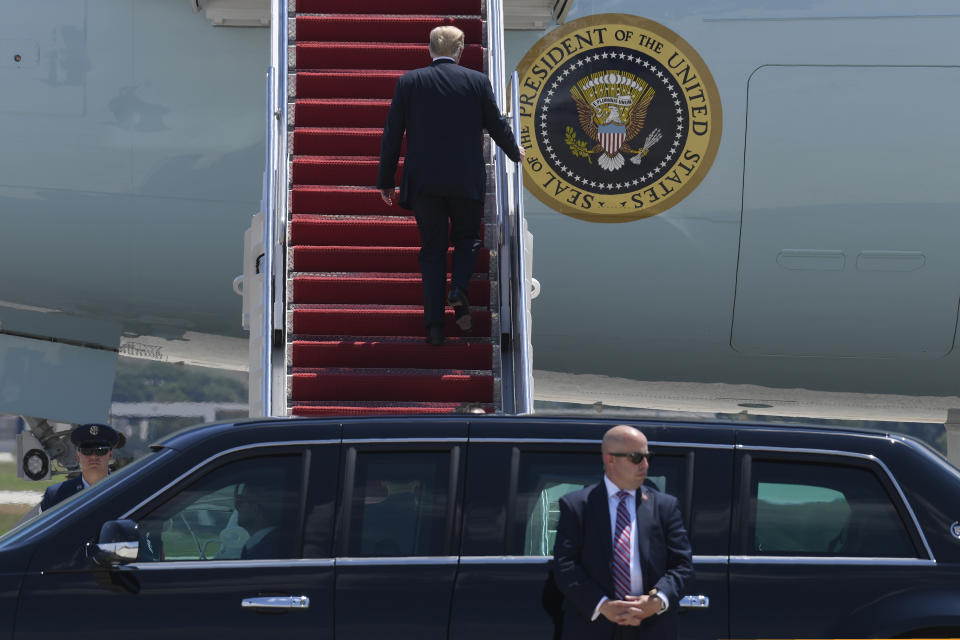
[591,475,668,620]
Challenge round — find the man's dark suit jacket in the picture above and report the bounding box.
[39,476,85,512]
[377,58,522,210]
[241,526,289,560]
[553,482,694,640]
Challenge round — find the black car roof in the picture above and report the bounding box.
[150,413,926,455]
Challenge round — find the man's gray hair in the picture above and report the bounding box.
[429,25,465,58]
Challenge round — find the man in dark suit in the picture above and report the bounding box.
[553,425,693,639]
[236,481,293,560]
[39,423,123,512]
[378,25,524,345]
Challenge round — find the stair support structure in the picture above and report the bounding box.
[252,0,532,416]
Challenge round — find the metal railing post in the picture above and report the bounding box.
[260,0,289,416]
[510,71,534,414]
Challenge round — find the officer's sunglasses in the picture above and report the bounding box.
[609,451,653,464]
[79,446,112,457]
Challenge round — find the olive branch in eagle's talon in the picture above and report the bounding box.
[565,126,597,164]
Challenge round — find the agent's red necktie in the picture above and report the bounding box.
[612,490,632,599]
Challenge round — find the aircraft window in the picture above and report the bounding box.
[345,451,451,557]
[749,460,918,557]
[135,455,302,562]
[514,450,686,556]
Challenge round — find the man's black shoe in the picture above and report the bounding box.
[426,325,445,346]
[447,287,472,332]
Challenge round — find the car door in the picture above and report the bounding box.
[15,439,340,640]
[729,437,933,638]
[450,419,732,640]
[333,421,467,639]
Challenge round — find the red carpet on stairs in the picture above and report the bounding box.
[287,0,496,415]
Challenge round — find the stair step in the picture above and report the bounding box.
[292,245,490,273]
[291,274,489,305]
[295,71,403,100]
[293,98,390,128]
[290,402,492,416]
[290,186,406,216]
[290,368,494,403]
[293,127,394,156]
[296,15,482,44]
[292,338,493,369]
[292,155,396,187]
[295,0,483,16]
[290,305,492,337]
[286,2,497,413]
[294,42,483,72]
[290,215,421,246]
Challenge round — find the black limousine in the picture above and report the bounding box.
[2,416,959,639]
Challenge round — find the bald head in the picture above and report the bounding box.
[602,425,650,491]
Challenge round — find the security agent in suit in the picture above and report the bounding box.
[39,423,123,512]
[553,425,693,640]
[378,25,524,346]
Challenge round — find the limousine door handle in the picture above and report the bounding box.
[679,595,710,609]
[241,595,311,610]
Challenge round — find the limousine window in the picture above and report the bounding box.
[135,454,302,561]
[515,450,687,556]
[750,460,918,557]
[345,451,450,557]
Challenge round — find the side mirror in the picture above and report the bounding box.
[89,519,140,566]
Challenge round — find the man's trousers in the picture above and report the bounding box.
[411,194,483,328]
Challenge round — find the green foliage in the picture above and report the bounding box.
[112,359,247,403]
[0,509,30,535]
[0,461,57,492]
[565,126,593,163]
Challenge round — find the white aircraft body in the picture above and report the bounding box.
[0,1,267,425]
[2,0,959,437]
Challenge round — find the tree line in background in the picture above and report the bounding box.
[113,358,247,404]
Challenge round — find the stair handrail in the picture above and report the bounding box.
[488,0,508,244]
[487,0,534,414]
[508,71,534,414]
[258,0,289,416]
[488,0,514,409]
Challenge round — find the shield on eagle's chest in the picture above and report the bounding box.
[597,124,626,156]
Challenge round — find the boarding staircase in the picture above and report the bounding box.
[242,0,532,417]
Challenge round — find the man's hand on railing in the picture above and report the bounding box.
[518,148,526,163]
[379,188,394,206]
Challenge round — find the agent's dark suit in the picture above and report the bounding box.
[377,58,522,327]
[553,482,693,640]
[39,476,85,512]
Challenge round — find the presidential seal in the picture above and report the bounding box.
[514,14,722,222]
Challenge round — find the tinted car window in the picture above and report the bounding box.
[515,450,687,556]
[749,460,918,557]
[136,454,302,561]
[345,451,451,557]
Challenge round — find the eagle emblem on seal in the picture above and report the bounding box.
[569,70,663,172]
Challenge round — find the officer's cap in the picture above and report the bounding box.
[70,423,124,449]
